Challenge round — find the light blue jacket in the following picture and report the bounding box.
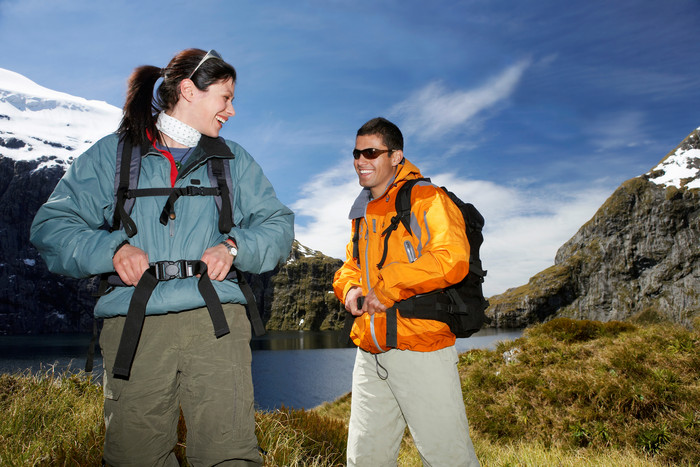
[30,133,294,318]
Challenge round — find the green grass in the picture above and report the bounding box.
[1,318,698,466]
[460,318,700,466]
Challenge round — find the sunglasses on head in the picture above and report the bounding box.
[352,148,395,160]
[188,50,223,79]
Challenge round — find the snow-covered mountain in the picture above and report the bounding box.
[0,67,121,168]
[646,129,700,190]
[0,69,122,333]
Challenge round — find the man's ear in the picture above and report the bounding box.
[391,149,404,167]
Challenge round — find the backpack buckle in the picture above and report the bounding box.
[151,260,194,281]
[186,186,207,196]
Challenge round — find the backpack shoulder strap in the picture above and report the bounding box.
[376,177,430,270]
[352,217,361,265]
[207,156,235,234]
[112,137,143,238]
[394,178,429,234]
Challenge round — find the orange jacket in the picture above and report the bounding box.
[333,158,469,353]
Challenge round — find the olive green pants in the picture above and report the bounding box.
[100,304,261,467]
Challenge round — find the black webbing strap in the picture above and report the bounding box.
[114,139,138,238]
[85,318,98,373]
[231,268,265,337]
[159,186,221,226]
[112,267,159,379]
[385,307,398,348]
[376,220,399,270]
[191,261,230,338]
[210,158,234,234]
[111,260,230,379]
[352,218,361,265]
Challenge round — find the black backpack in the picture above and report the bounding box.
[347,177,490,347]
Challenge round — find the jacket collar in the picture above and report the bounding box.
[144,135,234,159]
[347,158,423,219]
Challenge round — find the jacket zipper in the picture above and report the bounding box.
[362,209,387,353]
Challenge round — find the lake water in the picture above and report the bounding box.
[0,328,522,410]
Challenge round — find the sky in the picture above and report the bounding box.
[1,0,699,296]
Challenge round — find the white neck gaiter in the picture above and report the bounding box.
[156,112,201,147]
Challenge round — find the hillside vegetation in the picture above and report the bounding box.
[1,317,698,466]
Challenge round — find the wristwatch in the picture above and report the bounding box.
[221,238,238,258]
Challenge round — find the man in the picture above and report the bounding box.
[333,117,480,466]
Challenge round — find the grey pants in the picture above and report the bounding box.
[100,304,261,467]
[347,345,480,467]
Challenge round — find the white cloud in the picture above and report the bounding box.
[292,166,611,297]
[291,165,361,261]
[584,111,653,151]
[389,59,531,141]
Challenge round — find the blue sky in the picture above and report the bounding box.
[1,0,699,296]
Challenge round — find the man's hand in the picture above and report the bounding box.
[345,287,388,316]
[113,244,149,286]
[345,286,364,316]
[361,289,387,316]
[201,243,234,281]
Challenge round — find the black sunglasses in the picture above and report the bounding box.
[352,148,395,160]
[188,50,223,79]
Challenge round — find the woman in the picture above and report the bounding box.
[31,49,294,466]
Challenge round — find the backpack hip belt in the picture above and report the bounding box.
[110,259,233,379]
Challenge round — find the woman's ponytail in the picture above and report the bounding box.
[117,65,162,146]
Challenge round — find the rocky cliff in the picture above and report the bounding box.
[0,155,98,333]
[263,241,345,331]
[488,128,700,328]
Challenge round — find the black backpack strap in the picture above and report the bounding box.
[352,218,361,265]
[230,268,266,337]
[84,317,100,373]
[112,266,159,379]
[208,158,235,234]
[376,178,429,270]
[112,138,141,238]
[192,261,231,338]
[385,307,398,348]
[158,186,220,225]
[111,260,231,379]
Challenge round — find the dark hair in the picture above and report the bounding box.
[356,117,403,151]
[117,48,237,146]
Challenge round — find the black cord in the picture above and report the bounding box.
[374,354,389,380]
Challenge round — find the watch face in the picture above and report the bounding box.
[223,241,237,256]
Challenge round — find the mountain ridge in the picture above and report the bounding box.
[487,127,700,328]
